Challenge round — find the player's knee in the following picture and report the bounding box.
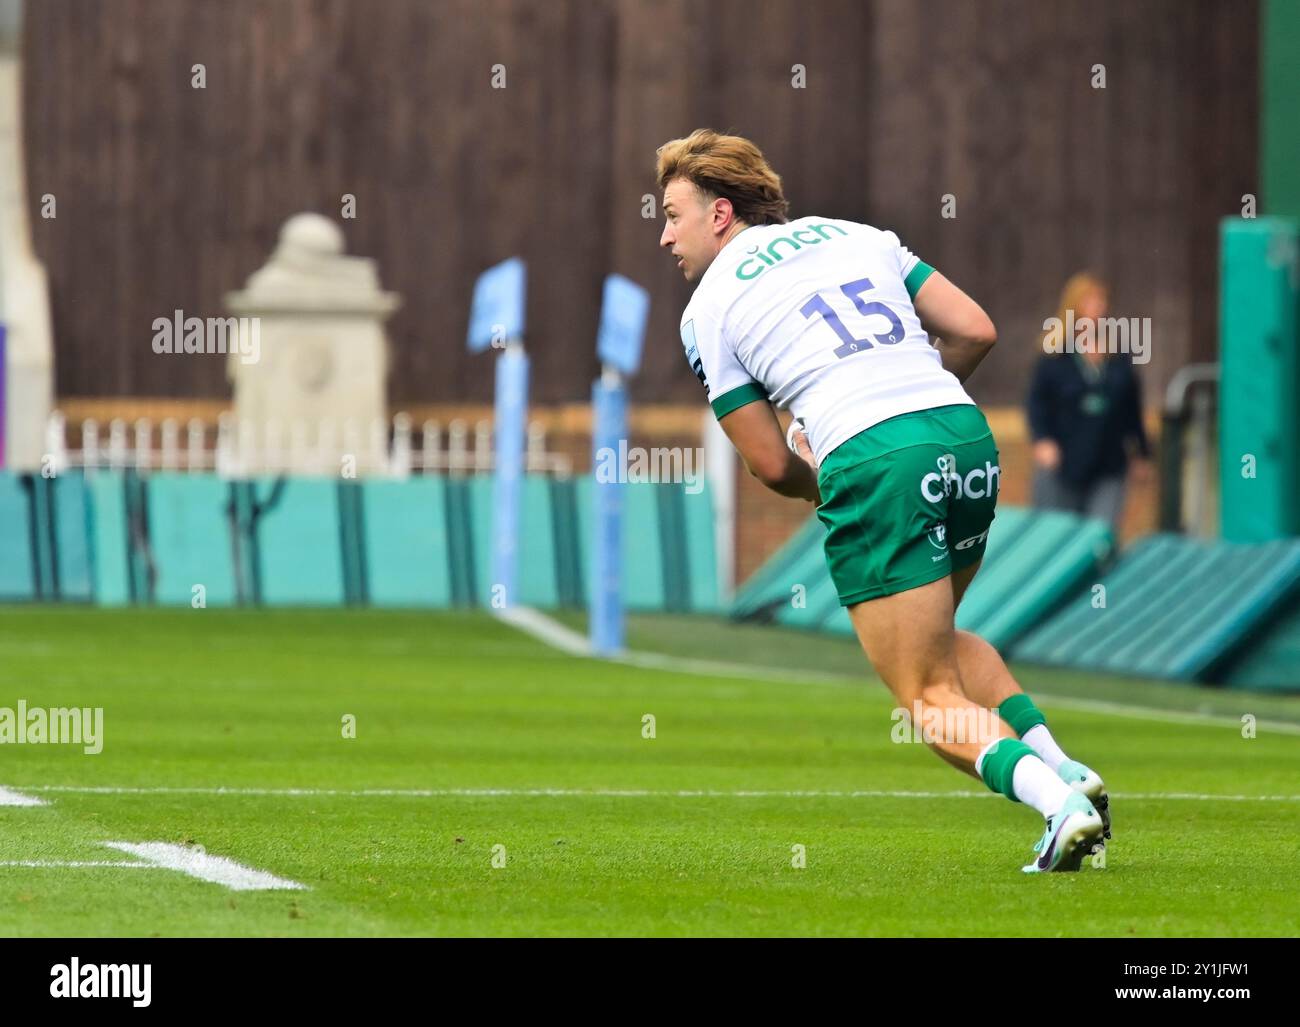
[956,628,994,657]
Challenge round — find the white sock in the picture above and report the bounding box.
[974,738,1000,779]
[1011,754,1075,819]
[1023,724,1070,772]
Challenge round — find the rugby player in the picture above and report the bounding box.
[656,129,1110,872]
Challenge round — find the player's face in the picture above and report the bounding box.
[659,179,718,283]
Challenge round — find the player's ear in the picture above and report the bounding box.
[712,196,733,232]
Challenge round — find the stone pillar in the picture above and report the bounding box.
[225,213,401,476]
[0,0,55,471]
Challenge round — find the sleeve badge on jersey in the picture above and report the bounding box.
[680,319,708,389]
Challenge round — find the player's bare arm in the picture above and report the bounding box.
[718,400,820,503]
[912,271,998,383]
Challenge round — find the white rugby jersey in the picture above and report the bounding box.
[679,215,974,463]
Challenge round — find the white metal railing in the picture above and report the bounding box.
[46,411,573,479]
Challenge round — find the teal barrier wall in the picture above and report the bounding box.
[2,468,1296,690]
[573,476,718,613]
[0,474,35,600]
[1219,217,1300,541]
[49,474,94,601]
[361,478,454,607]
[516,475,561,608]
[87,472,132,606]
[252,478,347,606]
[1,470,718,616]
[0,474,95,602]
[147,474,238,606]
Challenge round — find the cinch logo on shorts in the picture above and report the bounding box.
[920,454,1000,502]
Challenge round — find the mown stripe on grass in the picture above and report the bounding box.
[496,606,1300,736]
[9,785,1300,801]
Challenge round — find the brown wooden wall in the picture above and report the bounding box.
[25,0,1257,410]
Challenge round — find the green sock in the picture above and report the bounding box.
[978,738,1035,801]
[998,693,1047,737]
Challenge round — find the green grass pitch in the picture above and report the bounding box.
[1,606,1297,936]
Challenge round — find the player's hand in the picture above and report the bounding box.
[1032,439,1061,471]
[787,421,818,471]
[1129,456,1154,485]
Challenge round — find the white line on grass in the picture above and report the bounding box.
[494,606,1300,735]
[492,607,853,684]
[0,786,48,807]
[493,606,591,655]
[0,860,152,869]
[9,784,1300,802]
[0,841,307,891]
[102,842,307,891]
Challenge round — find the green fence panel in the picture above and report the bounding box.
[253,477,345,606]
[146,474,237,606]
[361,478,453,607]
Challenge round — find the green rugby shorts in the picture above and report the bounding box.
[815,403,1001,606]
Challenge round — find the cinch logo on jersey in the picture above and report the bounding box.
[735,222,850,280]
[920,454,1000,502]
[50,958,151,1007]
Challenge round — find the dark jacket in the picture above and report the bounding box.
[1026,351,1150,488]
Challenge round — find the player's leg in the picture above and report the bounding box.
[948,562,1053,725]
[818,405,1104,869]
[846,576,1011,780]
[928,406,1105,867]
[948,533,1112,839]
[952,622,1060,760]
[846,573,1101,870]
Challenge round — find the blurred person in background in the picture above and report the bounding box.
[1026,272,1153,532]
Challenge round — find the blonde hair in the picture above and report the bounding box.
[655,129,790,226]
[1044,271,1109,349]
